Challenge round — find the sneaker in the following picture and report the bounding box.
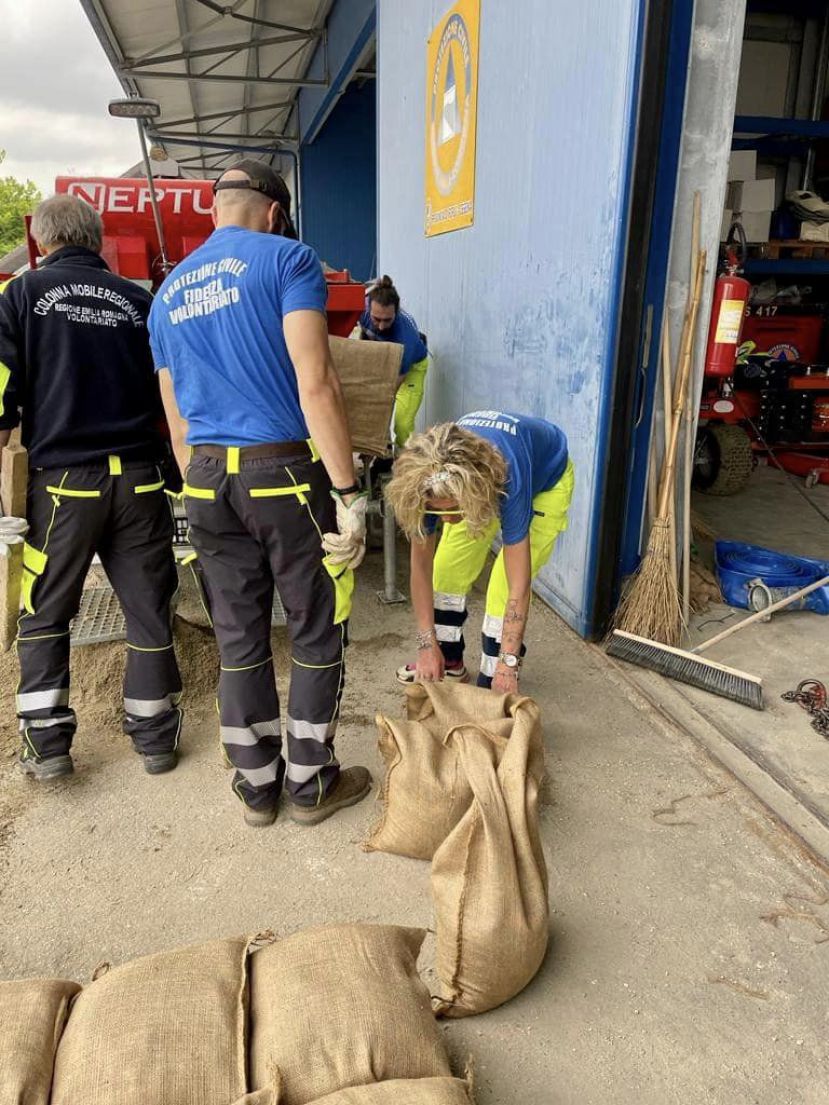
[19,752,74,780]
[243,805,278,828]
[289,766,372,826]
[395,660,469,685]
[141,750,178,775]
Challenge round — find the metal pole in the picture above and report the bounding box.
[377,477,405,605]
[803,10,829,191]
[271,146,303,240]
[136,120,172,274]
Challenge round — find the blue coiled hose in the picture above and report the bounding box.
[716,545,820,588]
[715,540,829,614]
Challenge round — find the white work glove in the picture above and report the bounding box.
[0,516,28,548]
[322,492,369,570]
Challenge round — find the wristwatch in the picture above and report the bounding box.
[498,651,521,669]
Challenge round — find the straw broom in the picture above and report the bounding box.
[614,246,707,646]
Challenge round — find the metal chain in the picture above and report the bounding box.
[781,680,829,739]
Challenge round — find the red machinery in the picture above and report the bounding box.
[53,177,213,283]
[695,231,829,495]
[21,176,366,332]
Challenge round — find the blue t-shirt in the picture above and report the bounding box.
[149,226,327,445]
[359,308,428,375]
[428,411,569,545]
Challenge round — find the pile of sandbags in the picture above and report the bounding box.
[367,682,549,1018]
[0,924,473,1105]
[249,925,455,1103]
[0,977,79,1105]
[365,683,521,859]
[51,936,251,1105]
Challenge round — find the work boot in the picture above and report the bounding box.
[141,750,178,775]
[18,751,74,781]
[289,766,372,826]
[243,805,278,828]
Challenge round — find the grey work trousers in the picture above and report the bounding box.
[183,449,352,812]
[17,462,182,761]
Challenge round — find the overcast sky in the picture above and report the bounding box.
[0,1,140,193]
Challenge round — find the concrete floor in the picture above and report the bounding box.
[631,465,829,853]
[692,463,829,562]
[1,552,828,1103]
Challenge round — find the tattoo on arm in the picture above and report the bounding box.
[504,601,526,625]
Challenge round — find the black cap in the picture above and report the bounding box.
[214,159,297,238]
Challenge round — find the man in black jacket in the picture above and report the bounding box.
[0,194,182,779]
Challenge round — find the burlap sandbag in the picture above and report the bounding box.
[330,335,402,456]
[365,683,533,860]
[250,924,451,1105]
[0,976,79,1105]
[51,936,250,1105]
[432,708,549,1017]
[305,1078,474,1104]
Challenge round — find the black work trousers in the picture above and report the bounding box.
[16,462,182,760]
[183,449,352,812]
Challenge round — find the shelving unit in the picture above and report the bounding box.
[728,5,829,276]
[745,257,829,274]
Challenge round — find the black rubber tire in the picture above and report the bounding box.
[693,423,753,496]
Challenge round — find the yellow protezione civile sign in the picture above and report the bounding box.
[424,0,480,237]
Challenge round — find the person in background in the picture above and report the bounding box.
[359,276,429,446]
[150,160,371,829]
[385,410,574,692]
[0,195,182,779]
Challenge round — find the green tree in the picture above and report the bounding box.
[0,151,41,256]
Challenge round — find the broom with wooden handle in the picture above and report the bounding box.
[607,574,829,712]
[661,319,677,591]
[613,247,707,647]
[680,193,702,626]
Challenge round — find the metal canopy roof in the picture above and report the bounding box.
[80,0,334,177]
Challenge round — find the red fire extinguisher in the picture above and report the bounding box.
[704,223,751,378]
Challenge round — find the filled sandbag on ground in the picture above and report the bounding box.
[250,924,451,1105]
[51,936,250,1105]
[365,683,533,859]
[0,976,79,1105]
[304,1078,474,1104]
[432,706,548,1018]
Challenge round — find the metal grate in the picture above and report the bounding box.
[70,578,287,647]
[271,588,287,627]
[70,586,126,647]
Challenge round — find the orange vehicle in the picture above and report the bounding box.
[18,175,365,335]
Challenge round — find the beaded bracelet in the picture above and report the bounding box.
[415,628,435,650]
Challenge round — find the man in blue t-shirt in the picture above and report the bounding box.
[149,160,371,828]
[385,411,575,691]
[358,275,428,446]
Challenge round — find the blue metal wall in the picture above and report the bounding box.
[301,82,377,280]
[377,0,643,635]
[298,0,375,144]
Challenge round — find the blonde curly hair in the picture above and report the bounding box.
[385,422,507,540]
